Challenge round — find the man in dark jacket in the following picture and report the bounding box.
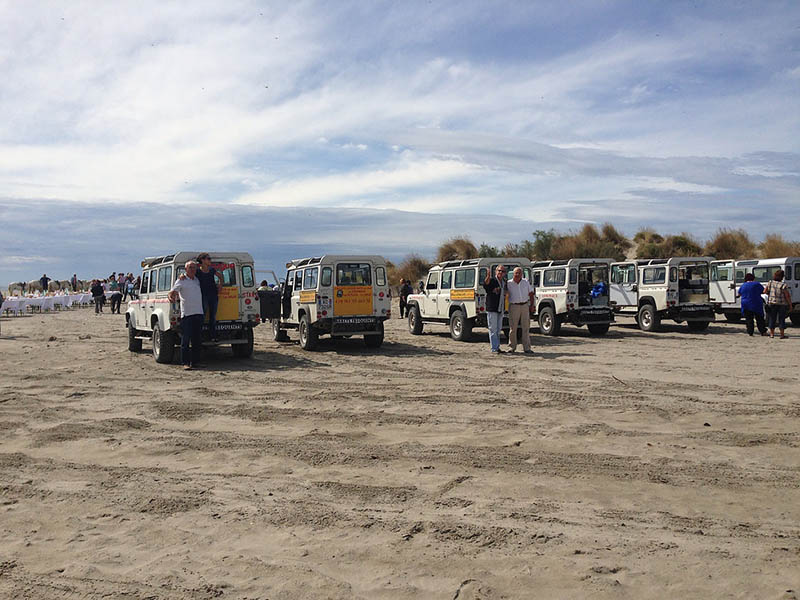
[39,274,51,292]
[482,265,507,353]
[90,279,105,314]
[399,279,413,318]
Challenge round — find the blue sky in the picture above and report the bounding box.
[1,0,799,284]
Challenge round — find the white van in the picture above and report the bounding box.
[126,252,259,362]
[528,259,615,335]
[272,255,391,350]
[609,257,715,332]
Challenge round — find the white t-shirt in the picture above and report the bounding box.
[506,278,532,303]
[170,276,204,317]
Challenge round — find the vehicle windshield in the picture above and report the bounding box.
[336,263,371,285]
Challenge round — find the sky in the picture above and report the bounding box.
[1,0,799,284]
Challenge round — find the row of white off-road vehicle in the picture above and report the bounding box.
[125,252,800,361]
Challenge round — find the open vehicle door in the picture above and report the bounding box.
[710,260,737,304]
[610,262,637,307]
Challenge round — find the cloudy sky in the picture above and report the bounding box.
[1,0,799,283]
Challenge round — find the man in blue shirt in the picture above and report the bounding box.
[737,273,766,336]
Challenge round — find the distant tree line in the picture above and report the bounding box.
[387,225,800,287]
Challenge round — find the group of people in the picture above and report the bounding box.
[88,272,141,314]
[737,269,793,339]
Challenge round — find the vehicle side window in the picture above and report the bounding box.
[140,271,150,294]
[454,268,475,288]
[643,267,666,284]
[711,265,733,281]
[533,272,541,287]
[569,269,577,284]
[611,264,635,284]
[336,263,371,285]
[670,267,677,282]
[735,269,746,283]
[479,267,487,283]
[149,271,158,293]
[426,272,439,290]
[157,266,172,292]
[441,270,452,289]
[375,267,386,287]
[294,270,303,289]
[523,268,530,280]
[786,266,792,280]
[753,266,778,282]
[303,267,318,290]
[543,269,566,287]
[242,265,254,287]
[321,267,332,287]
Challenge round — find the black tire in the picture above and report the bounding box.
[637,304,660,332]
[408,305,423,335]
[587,323,610,335]
[790,313,799,327]
[724,311,742,323]
[538,306,561,336]
[364,321,384,348]
[298,313,318,351]
[449,309,472,341]
[128,321,142,351]
[233,327,254,357]
[688,321,710,332]
[152,324,175,364]
[271,318,289,342]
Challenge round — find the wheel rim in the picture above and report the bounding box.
[542,312,552,332]
[453,316,462,336]
[300,321,307,345]
[641,309,652,328]
[272,320,279,338]
[410,311,417,328]
[153,329,160,358]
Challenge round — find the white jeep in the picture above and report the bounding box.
[710,257,800,326]
[406,258,532,341]
[126,252,260,362]
[609,257,715,332]
[528,259,615,335]
[271,255,390,350]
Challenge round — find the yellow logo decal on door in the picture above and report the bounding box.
[450,289,475,301]
[333,286,372,316]
[299,290,317,303]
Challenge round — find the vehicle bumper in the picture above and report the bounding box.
[567,307,614,325]
[668,304,715,322]
[317,316,386,336]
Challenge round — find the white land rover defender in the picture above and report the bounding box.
[711,257,800,326]
[271,255,391,350]
[406,258,532,341]
[126,252,260,362]
[609,257,715,332]
[528,259,615,336]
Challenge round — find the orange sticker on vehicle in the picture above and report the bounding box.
[299,290,317,303]
[450,289,475,301]
[333,286,372,316]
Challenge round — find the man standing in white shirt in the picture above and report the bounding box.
[506,267,534,354]
[168,261,204,370]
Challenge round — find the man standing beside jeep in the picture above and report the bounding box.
[169,260,204,370]
[483,265,507,354]
[196,252,223,341]
[506,267,534,354]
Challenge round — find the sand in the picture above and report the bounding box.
[0,304,798,599]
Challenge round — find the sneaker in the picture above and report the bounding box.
[183,365,193,371]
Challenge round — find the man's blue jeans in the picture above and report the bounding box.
[487,311,502,351]
[180,314,203,366]
[203,294,219,338]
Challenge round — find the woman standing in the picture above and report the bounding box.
[763,269,792,339]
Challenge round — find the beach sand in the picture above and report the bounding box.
[1,305,798,599]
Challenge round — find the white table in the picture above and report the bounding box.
[1,297,26,315]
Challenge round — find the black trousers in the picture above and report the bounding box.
[399,297,408,318]
[743,309,766,335]
[180,314,203,366]
[110,293,122,313]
